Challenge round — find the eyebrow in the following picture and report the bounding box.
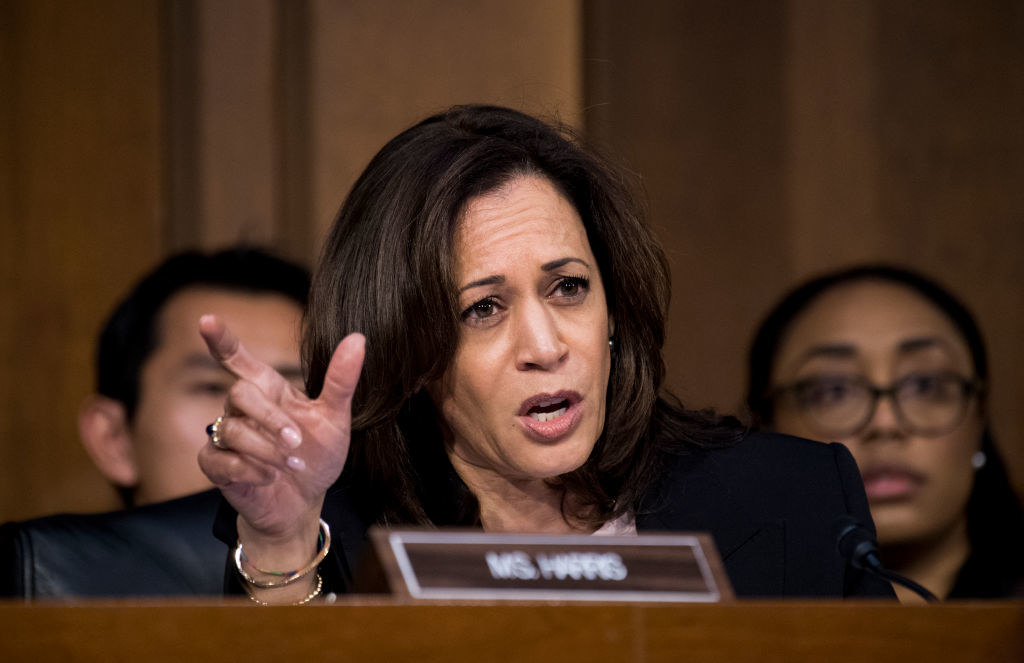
[459,275,505,293]
[897,336,944,355]
[541,257,589,272]
[458,257,590,293]
[795,343,858,363]
[181,353,304,380]
[794,335,952,369]
[181,354,227,371]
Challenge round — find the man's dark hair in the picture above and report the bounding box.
[97,246,310,420]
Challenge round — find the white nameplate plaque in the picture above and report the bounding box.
[355,527,733,602]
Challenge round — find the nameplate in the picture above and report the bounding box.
[355,527,733,602]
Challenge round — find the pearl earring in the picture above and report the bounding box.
[971,451,987,470]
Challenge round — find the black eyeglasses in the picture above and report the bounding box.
[771,371,981,439]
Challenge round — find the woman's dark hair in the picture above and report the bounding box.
[305,104,737,527]
[746,264,1024,596]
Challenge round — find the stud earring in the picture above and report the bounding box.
[971,451,987,470]
[608,338,615,350]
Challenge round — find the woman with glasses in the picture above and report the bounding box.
[747,265,1024,601]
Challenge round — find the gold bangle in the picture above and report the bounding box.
[246,573,323,606]
[234,518,331,589]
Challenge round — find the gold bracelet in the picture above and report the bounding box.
[246,573,323,606]
[234,518,331,589]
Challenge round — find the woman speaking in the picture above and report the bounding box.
[198,105,893,603]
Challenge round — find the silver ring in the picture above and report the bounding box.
[207,416,227,450]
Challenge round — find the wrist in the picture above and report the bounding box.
[245,573,324,606]
[234,513,330,605]
[236,512,322,571]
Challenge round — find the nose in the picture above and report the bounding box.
[860,393,905,442]
[514,300,568,371]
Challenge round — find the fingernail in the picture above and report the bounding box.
[282,427,302,449]
[287,456,306,472]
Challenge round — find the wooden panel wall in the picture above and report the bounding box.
[586,0,791,406]
[0,1,165,519]
[585,0,1024,491]
[164,0,584,262]
[305,0,583,246]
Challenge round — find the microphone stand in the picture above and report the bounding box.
[835,516,939,603]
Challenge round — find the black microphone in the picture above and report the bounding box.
[834,515,939,602]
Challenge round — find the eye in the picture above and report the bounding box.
[899,372,960,402]
[461,297,502,324]
[190,381,230,397]
[550,275,589,300]
[794,376,860,408]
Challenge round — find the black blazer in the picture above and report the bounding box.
[216,430,894,598]
[0,490,225,598]
[634,431,892,596]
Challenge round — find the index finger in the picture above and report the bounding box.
[199,314,285,389]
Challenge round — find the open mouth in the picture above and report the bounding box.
[528,398,570,422]
[517,391,584,442]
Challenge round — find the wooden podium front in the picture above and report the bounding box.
[1,600,1021,662]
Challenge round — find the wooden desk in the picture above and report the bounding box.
[1,599,1021,662]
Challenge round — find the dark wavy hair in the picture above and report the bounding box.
[305,104,738,527]
[746,264,1024,596]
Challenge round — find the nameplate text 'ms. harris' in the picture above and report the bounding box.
[356,527,734,602]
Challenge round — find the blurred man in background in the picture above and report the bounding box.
[79,246,309,506]
[0,246,310,598]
